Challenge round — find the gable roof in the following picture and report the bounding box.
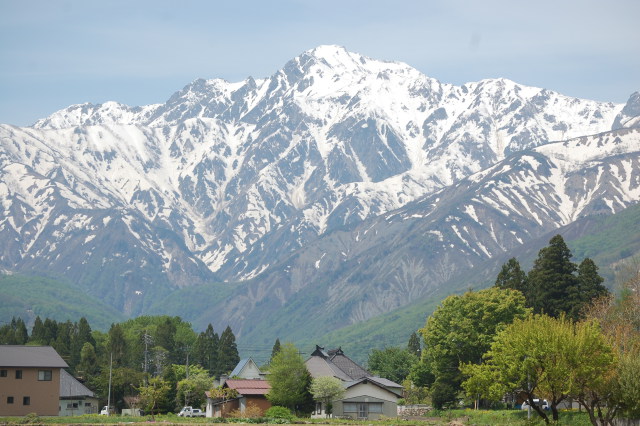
[344,377,403,398]
[0,345,68,368]
[230,357,262,378]
[306,345,369,381]
[224,379,270,396]
[59,369,95,398]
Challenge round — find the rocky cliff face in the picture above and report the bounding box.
[0,45,637,326]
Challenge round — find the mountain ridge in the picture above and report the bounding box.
[1,45,638,340]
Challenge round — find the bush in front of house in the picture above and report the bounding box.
[265,406,295,421]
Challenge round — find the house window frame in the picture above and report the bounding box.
[0,369,7,377]
[23,396,31,406]
[15,370,23,379]
[38,370,52,381]
[7,396,14,404]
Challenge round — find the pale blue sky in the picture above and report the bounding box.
[1,0,639,126]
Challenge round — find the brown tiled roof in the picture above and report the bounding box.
[225,379,270,396]
[0,345,68,368]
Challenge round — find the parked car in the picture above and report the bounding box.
[100,406,113,415]
[178,406,206,417]
[522,399,550,410]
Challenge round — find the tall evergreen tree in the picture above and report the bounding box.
[30,316,46,344]
[54,320,74,362]
[217,325,240,376]
[570,258,609,320]
[77,342,99,379]
[70,317,95,371]
[527,234,578,317]
[42,318,58,344]
[408,331,422,358]
[108,323,128,367]
[155,318,177,352]
[270,338,281,363]
[193,324,219,376]
[13,317,29,344]
[495,257,529,300]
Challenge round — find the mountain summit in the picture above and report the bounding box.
[1,46,638,341]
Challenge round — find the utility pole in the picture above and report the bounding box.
[107,352,113,416]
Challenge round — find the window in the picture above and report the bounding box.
[368,403,383,413]
[15,370,22,379]
[38,370,52,381]
[358,403,367,418]
[84,402,92,407]
[7,396,14,404]
[343,403,356,413]
[23,396,30,406]
[0,369,7,377]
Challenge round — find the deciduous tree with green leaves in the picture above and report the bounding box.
[367,346,418,384]
[461,314,615,425]
[138,377,171,419]
[176,366,213,409]
[267,343,314,415]
[419,287,529,408]
[309,376,345,417]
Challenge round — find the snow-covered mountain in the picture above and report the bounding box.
[0,45,637,324]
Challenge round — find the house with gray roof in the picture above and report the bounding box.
[305,345,402,420]
[0,345,68,416]
[59,369,99,415]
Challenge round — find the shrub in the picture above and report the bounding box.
[228,402,264,419]
[265,406,294,421]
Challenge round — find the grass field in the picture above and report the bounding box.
[1,409,594,425]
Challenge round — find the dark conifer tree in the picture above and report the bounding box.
[408,331,422,358]
[70,317,95,371]
[30,316,46,344]
[570,258,609,320]
[217,325,240,377]
[495,257,529,301]
[107,323,128,367]
[193,324,219,376]
[155,318,177,352]
[53,320,74,362]
[527,234,578,317]
[42,318,58,344]
[270,338,281,363]
[13,317,29,344]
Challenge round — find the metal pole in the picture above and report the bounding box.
[107,352,113,416]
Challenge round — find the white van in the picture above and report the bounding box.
[521,399,549,410]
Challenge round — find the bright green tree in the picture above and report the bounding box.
[309,376,345,417]
[461,314,615,425]
[367,347,418,384]
[138,377,171,419]
[176,367,213,409]
[267,343,314,414]
[419,287,529,408]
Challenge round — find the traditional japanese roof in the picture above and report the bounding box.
[306,345,369,381]
[0,345,68,368]
[59,369,95,398]
[224,379,271,396]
